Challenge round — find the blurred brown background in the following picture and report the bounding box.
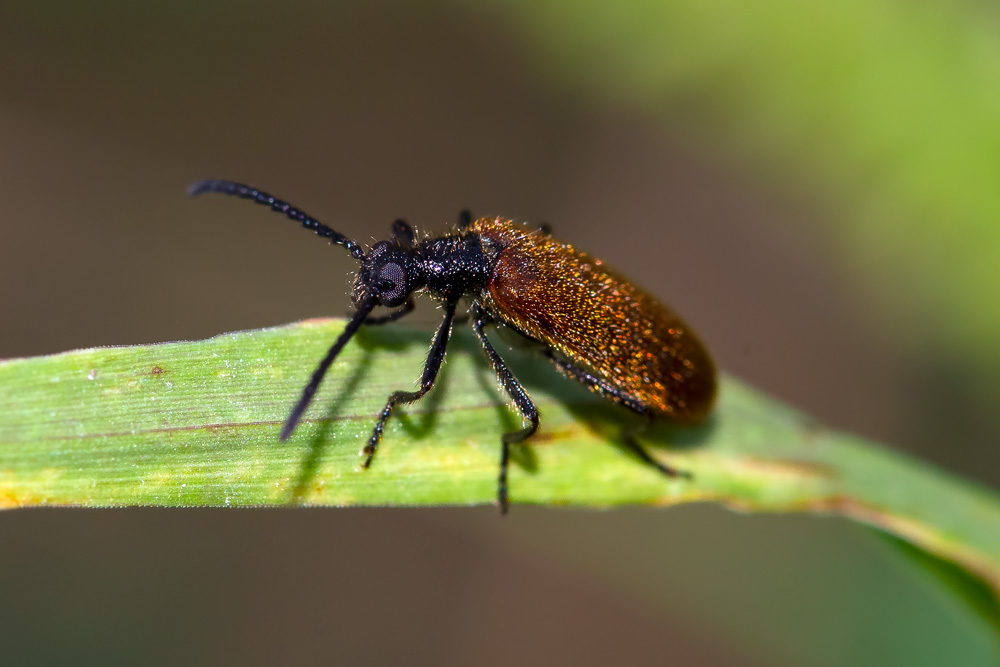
[1,2,997,665]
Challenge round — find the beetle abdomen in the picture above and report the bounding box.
[472,218,716,420]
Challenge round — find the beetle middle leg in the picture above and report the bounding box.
[471,306,539,514]
[542,349,690,480]
[363,301,457,467]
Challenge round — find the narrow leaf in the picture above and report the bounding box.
[2,319,1000,599]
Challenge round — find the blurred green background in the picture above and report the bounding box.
[2,1,999,664]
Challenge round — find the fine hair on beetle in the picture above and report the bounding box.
[188,179,717,513]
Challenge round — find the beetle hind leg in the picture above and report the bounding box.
[543,350,690,480]
[620,419,691,479]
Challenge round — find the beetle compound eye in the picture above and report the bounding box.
[376,262,407,305]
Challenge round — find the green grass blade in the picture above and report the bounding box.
[3,319,1000,596]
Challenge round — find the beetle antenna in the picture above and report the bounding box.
[187,179,365,261]
[280,296,378,441]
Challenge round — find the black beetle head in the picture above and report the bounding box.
[353,241,414,308]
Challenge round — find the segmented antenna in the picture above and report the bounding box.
[187,179,365,261]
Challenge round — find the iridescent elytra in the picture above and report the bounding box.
[188,180,717,512]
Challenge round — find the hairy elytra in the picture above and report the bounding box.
[188,180,716,512]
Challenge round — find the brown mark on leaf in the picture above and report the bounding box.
[151,366,166,375]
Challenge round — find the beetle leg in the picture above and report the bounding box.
[364,299,415,326]
[471,306,539,514]
[619,421,691,479]
[543,350,690,479]
[362,301,457,467]
[542,349,651,415]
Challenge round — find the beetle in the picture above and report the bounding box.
[188,179,717,512]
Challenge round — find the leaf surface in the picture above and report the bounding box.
[2,319,999,598]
